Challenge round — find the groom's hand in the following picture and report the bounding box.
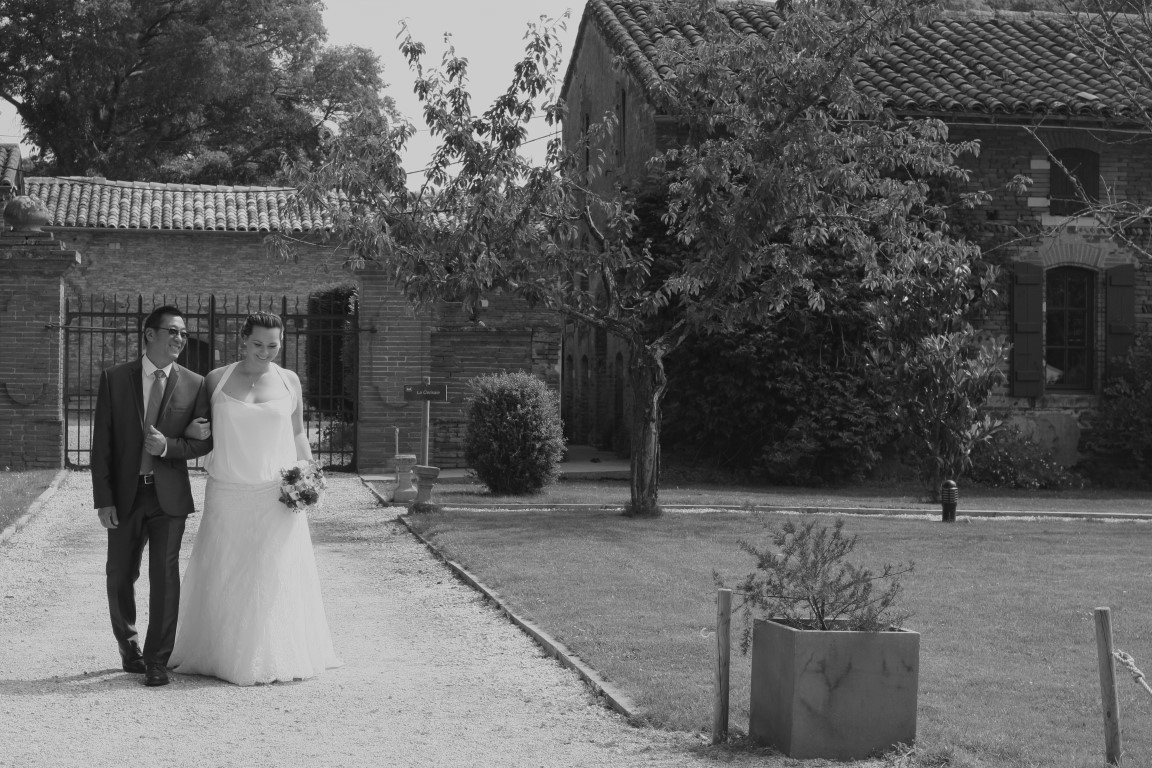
[98,506,119,529]
[144,425,167,455]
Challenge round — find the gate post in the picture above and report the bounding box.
[0,209,81,469]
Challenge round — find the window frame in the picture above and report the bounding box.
[1044,265,1096,392]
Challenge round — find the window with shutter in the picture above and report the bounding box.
[1045,267,1095,390]
[1105,263,1136,380]
[1049,148,1099,217]
[1011,262,1044,398]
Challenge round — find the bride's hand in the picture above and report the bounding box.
[185,417,211,440]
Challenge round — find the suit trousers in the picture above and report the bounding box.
[105,482,186,665]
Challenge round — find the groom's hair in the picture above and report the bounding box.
[241,311,284,338]
[142,305,184,340]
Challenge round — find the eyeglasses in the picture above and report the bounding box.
[149,326,190,340]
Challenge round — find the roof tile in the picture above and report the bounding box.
[573,1,1152,120]
[23,177,331,232]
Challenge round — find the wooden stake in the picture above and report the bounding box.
[713,588,732,745]
[1095,607,1122,766]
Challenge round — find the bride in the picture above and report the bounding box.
[169,311,341,685]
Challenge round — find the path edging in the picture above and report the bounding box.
[359,476,642,723]
[428,502,1152,521]
[397,515,643,723]
[0,469,69,545]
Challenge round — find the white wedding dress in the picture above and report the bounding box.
[170,362,341,685]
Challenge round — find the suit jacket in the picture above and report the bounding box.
[91,358,213,517]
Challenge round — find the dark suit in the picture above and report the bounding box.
[92,358,211,665]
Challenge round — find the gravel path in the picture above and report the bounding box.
[0,472,773,768]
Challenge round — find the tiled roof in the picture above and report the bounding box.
[571,1,1152,120]
[0,145,20,190]
[24,177,334,232]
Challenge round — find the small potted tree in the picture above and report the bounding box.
[725,518,917,760]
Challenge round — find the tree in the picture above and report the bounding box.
[868,246,1007,493]
[0,0,394,183]
[294,0,997,516]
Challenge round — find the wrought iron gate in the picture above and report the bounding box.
[63,293,359,470]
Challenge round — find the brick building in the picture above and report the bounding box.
[560,1,1152,463]
[0,166,559,470]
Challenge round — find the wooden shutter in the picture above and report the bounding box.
[1011,262,1044,398]
[1105,263,1136,380]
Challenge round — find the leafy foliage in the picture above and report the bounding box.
[661,272,900,483]
[753,364,895,485]
[968,425,1085,490]
[663,230,1006,488]
[664,335,895,484]
[721,518,913,651]
[1083,333,1152,475]
[0,0,393,182]
[464,371,565,495]
[869,243,1007,492]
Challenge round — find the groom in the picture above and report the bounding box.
[91,304,212,687]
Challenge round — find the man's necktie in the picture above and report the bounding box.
[140,369,167,475]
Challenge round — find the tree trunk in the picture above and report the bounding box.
[626,345,667,517]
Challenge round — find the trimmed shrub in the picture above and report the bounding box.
[464,371,565,495]
[967,426,1084,490]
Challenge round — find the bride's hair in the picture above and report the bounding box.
[241,311,284,338]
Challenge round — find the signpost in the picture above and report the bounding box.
[403,378,448,465]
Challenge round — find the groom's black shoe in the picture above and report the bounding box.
[143,662,169,687]
[119,641,146,674]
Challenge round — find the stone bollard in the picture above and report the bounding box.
[414,465,440,503]
[393,454,418,502]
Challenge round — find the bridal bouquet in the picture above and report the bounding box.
[278,459,327,512]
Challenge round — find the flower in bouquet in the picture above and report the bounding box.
[279,459,327,512]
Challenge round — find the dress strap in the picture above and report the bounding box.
[213,362,239,399]
[272,364,296,400]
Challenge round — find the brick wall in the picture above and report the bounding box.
[948,125,1152,456]
[429,295,561,468]
[355,266,433,472]
[52,228,353,299]
[0,233,79,469]
[560,21,656,451]
[562,22,657,185]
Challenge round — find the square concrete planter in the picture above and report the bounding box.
[748,617,919,760]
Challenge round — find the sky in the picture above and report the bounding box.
[0,0,582,184]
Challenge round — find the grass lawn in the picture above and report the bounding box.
[0,469,59,533]
[406,508,1152,767]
